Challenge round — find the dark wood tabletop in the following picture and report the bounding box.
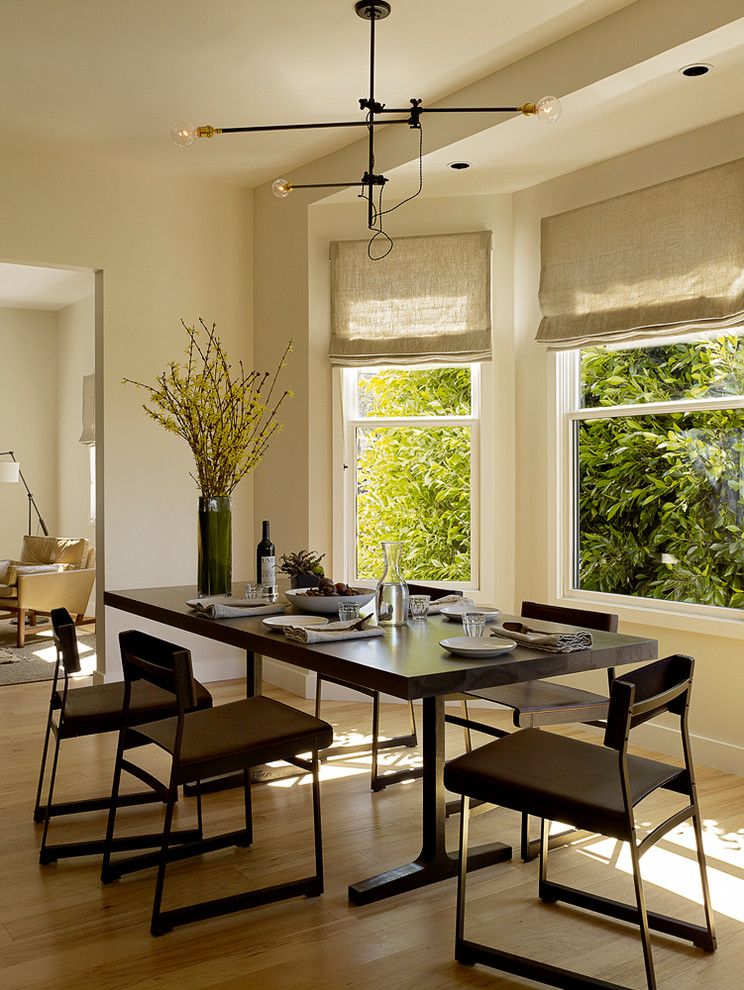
[104,584,657,700]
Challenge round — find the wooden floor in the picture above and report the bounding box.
[1,676,742,989]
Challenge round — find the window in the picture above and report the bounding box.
[341,364,479,587]
[560,332,744,612]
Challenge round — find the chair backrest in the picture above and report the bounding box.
[604,654,694,752]
[51,607,82,677]
[521,600,618,633]
[407,583,463,601]
[118,630,196,714]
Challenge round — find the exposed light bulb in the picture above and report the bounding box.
[272,178,293,199]
[535,95,562,124]
[170,121,196,147]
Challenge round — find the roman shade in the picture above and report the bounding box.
[330,230,492,365]
[537,157,744,348]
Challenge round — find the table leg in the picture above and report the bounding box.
[348,696,512,905]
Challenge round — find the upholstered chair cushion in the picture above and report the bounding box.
[20,536,89,569]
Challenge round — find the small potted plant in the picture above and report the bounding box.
[279,549,326,589]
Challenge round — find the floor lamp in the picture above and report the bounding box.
[0,451,50,537]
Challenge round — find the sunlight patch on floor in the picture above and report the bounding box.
[578,826,744,922]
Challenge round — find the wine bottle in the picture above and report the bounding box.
[256,520,276,595]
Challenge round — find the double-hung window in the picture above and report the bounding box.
[559,331,744,613]
[341,364,479,587]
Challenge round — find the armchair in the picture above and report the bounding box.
[0,536,95,646]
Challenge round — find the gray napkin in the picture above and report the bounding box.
[283,620,385,644]
[490,622,592,653]
[187,597,286,620]
[427,595,475,615]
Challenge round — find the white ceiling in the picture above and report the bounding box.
[0,263,94,310]
[2,0,744,200]
[1,0,638,185]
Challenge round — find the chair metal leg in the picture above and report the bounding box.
[311,752,324,892]
[239,770,253,846]
[38,729,64,864]
[150,786,178,936]
[33,713,57,822]
[100,734,126,884]
[370,691,383,792]
[628,830,658,990]
[314,675,322,719]
[461,700,473,753]
[455,795,471,956]
[690,806,717,951]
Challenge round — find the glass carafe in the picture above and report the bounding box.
[375,541,409,627]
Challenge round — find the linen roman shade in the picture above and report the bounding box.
[329,230,492,365]
[537,157,744,348]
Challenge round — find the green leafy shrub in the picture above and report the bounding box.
[578,335,744,608]
[355,368,472,581]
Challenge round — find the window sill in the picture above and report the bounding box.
[559,591,744,642]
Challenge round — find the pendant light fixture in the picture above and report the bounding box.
[171,2,561,258]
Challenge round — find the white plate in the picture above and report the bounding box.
[439,636,516,658]
[263,614,329,630]
[284,588,375,615]
[439,604,501,623]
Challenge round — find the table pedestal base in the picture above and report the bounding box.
[348,840,511,904]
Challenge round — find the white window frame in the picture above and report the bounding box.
[335,363,482,591]
[554,336,744,628]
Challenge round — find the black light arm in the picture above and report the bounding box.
[0,450,50,537]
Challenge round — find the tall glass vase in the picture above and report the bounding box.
[197,496,232,597]
[375,540,409,626]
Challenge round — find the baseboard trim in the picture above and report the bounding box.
[631,721,744,778]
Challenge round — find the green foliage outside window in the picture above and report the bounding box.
[355,368,472,582]
[578,335,744,608]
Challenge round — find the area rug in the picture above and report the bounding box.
[0,617,96,686]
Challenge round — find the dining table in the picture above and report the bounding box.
[104,584,658,906]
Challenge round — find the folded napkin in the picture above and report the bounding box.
[427,595,475,615]
[283,619,385,645]
[187,597,286,620]
[490,621,592,654]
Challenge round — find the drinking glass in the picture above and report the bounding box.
[243,583,260,600]
[338,602,361,622]
[409,595,431,619]
[462,612,487,637]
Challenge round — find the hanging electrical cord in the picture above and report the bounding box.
[366,121,424,259]
[171,2,561,260]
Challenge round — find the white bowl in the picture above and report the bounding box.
[284,587,375,615]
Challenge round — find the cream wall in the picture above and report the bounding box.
[513,112,744,775]
[0,308,58,551]
[0,137,253,681]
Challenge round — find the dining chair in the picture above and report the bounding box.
[315,583,462,791]
[101,629,334,935]
[444,653,717,990]
[445,600,617,859]
[36,608,213,865]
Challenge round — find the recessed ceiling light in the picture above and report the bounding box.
[679,63,713,78]
[448,161,471,170]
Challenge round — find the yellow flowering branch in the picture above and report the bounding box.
[124,319,293,497]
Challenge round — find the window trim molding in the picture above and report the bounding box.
[553,347,744,634]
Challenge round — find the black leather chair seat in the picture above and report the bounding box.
[444,728,682,840]
[135,696,334,781]
[474,680,608,727]
[58,679,212,736]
